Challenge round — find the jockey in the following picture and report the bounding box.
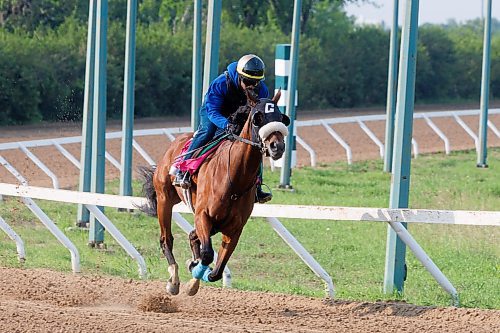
[172,54,273,203]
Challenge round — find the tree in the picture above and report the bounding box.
[0,0,79,31]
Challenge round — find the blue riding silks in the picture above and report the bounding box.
[192,263,212,282]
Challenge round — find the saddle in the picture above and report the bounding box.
[174,138,224,176]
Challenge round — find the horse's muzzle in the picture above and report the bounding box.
[269,141,285,160]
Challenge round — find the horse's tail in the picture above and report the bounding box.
[137,165,158,217]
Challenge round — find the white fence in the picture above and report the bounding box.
[0,109,499,189]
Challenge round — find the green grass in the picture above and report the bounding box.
[0,149,499,309]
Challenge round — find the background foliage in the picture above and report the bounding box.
[0,0,499,124]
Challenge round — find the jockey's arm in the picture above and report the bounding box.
[205,79,230,129]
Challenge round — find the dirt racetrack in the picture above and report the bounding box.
[1,106,500,332]
[1,267,499,333]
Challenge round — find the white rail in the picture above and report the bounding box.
[357,119,384,158]
[0,109,498,169]
[423,115,450,154]
[267,217,335,298]
[0,157,80,273]
[2,184,499,226]
[53,141,81,168]
[133,139,156,166]
[453,113,479,151]
[18,144,59,189]
[0,216,26,262]
[321,120,352,165]
[411,138,419,158]
[86,204,147,279]
[295,135,316,167]
[388,221,459,306]
[105,151,121,171]
[488,120,500,138]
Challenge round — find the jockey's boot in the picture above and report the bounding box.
[255,184,272,204]
[172,170,191,189]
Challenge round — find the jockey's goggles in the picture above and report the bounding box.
[241,77,261,87]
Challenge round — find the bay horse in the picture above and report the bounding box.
[139,90,290,296]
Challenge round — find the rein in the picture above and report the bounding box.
[227,132,266,154]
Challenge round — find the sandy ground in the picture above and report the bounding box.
[0,107,500,332]
[0,267,499,333]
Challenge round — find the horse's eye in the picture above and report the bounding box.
[252,112,265,127]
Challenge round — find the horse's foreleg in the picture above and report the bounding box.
[208,231,241,282]
[185,212,214,296]
[157,192,179,295]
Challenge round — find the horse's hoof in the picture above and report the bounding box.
[166,281,180,295]
[185,278,200,296]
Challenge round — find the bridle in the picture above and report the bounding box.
[227,108,267,154]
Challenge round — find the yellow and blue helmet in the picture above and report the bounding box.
[236,54,265,82]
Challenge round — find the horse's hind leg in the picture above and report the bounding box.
[186,229,201,270]
[157,190,180,295]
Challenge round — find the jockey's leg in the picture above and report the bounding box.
[255,162,272,203]
[173,104,217,188]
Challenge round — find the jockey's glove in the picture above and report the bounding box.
[225,122,240,135]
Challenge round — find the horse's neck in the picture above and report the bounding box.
[228,119,261,182]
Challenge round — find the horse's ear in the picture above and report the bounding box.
[247,89,259,106]
[272,89,282,104]
[281,113,290,126]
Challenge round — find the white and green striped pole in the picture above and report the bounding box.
[89,0,108,245]
[77,0,97,226]
[276,42,298,188]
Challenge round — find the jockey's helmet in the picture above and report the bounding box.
[237,54,265,84]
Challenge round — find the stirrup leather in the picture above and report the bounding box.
[173,171,191,189]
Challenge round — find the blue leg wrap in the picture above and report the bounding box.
[191,263,212,282]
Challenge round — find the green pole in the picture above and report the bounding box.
[89,0,108,245]
[191,0,203,131]
[384,0,419,294]
[279,0,301,189]
[202,0,221,96]
[77,0,97,227]
[477,0,492,168]
[383,0,399,173]
[119,0,138,197]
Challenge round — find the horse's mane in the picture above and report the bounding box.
[227,89,260,132]
[227,104,251,130]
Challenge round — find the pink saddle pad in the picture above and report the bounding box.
[174,139,224,174]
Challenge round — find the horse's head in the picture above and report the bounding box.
[248,90,290,160]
